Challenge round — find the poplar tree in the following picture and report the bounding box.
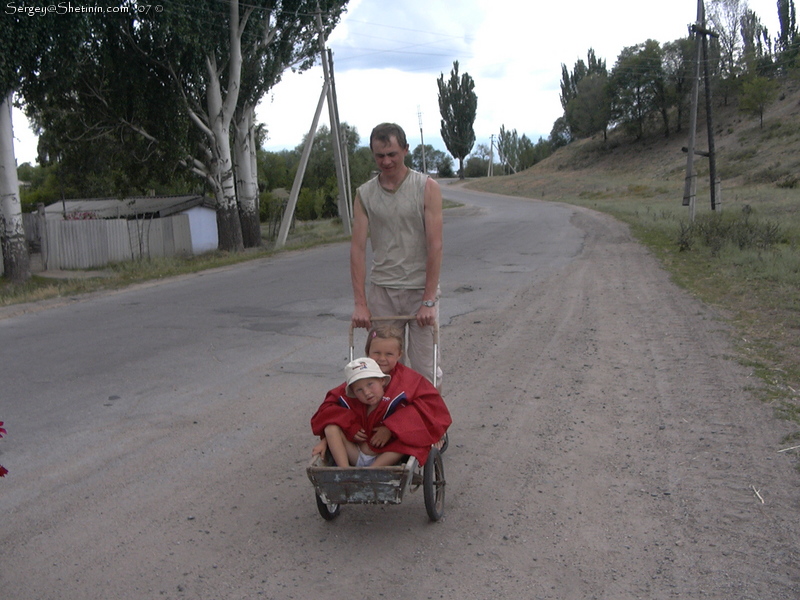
[437,61,477,179]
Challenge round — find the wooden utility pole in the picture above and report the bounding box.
[276,83,329,248]
[276,8,350,247]
[418,107,427,174]
[701,18,719,211]
[683,0,704,220]
[488,135,494,177]
[317,10,350,235]
[682,0,720,219]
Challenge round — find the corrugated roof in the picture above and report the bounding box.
[45,195,216,219]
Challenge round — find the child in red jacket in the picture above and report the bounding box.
[311,339,451,467]
[311,357,405,467]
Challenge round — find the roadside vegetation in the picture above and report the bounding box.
[0,219,349,308]
[468,80,800,436]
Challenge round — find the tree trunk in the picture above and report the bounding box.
[204,0,245,253]
[0,93,31,282]
[234,104,261,248]
[208,89,243,252]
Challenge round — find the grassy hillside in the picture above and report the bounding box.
[468,80,800,435]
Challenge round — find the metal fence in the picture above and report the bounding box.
[3,213,194,273]
[45,215,193,269]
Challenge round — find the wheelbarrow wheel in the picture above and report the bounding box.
[315,494,341,521]
[423,446,445,521]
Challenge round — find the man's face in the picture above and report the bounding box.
[371,136,408,175]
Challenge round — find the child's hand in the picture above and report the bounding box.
[312,438,328,457]
[370,426,392,448]
[353,428,368,442]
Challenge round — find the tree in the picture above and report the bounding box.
[610,40,667,139]
[777,0,799,70]
[0,8,92,281]
[230,1,347,247]
[708,0,746,79]
[739,75,780,127]
[662,38,695,133]
[22,1,347,252]
[565,72,612,140]
[559,48,606,112]
[411,144,449,174]
[496,126,520,174]
[437,61,477,178]
[549,116,572,150]
[0,95,28,281]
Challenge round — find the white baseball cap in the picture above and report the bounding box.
[344,357,391,395]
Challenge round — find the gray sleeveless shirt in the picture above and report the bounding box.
[357,169,429,289]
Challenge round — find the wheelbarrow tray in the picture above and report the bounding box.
[307,455,418,505]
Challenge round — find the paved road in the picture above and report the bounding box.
[2,184,798,600]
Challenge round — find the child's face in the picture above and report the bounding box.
[351,377,385,408]
[368,337,402,374]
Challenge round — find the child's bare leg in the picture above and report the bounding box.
[371,451,404,467]
[323,424,358,467]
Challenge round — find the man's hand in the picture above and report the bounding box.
[352,304,372,329]
[416,304,437,327]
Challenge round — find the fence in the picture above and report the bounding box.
[10,213,194,271]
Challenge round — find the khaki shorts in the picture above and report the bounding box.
[367,283,442,387]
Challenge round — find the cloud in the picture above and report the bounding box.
[329,0,480,74]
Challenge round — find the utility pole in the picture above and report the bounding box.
[418,107,427,174]
[700,15,719,211]
[276,82,329,248]
[683,0,704,221]
[317,9,350,235]
[682,0,719,220]
[488,134,494,177]
[327,48,352,228]
[276,7,351,248]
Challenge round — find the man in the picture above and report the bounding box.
[350,122,443,385]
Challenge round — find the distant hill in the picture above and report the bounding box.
[470,79,800,200]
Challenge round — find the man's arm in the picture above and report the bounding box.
[350,191,372,328]
[417,177,443,326]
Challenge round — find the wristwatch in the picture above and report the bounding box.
[422,299,437,307]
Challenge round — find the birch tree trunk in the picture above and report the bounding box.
[234,103,261,248]
[203,0,245,253]
[205,61,243,252]
[0,93,30,282]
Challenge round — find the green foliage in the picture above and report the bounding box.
[610,39,667,139]
[549,116,572,150]
[464,155,489,178]
[565,72,611,140]
[437,60,477,177]
[437,155,456,178]
[559,48,607,112]
[411,144,451,174]
[258,149,297,192]
[739,76,781,127]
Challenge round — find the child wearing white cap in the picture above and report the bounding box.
[311,357,405,468]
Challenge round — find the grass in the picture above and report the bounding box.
[0,218,350,308]
[466,97,800,438]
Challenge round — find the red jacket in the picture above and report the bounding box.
[311,363,451,465]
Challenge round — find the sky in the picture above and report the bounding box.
[11,0,782,165]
